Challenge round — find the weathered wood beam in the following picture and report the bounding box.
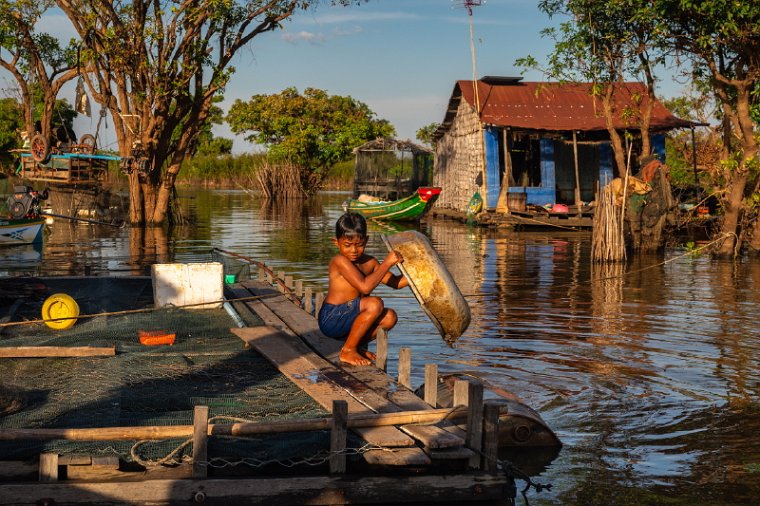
[0,407,468,442]
[0,346,116,358]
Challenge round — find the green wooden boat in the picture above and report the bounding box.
[344,187,441,221]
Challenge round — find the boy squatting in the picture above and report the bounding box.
[317,212,409,366]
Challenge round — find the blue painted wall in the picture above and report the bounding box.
[651,134,666,162]
[598,142,614,188]
[484,127,501,210]
[539,138,556,206]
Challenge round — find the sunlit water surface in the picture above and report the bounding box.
[2,189,759,505]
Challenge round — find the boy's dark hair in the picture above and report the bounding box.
[335,212,367,239]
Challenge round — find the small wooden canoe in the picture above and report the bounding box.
[345,187,441,221]
[383,230,470,343]
[0,218,45,246]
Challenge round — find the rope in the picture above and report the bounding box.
[0,293,279,329]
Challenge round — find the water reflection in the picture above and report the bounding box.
[1,189,758,505]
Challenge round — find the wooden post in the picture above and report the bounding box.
[453,379,469,409]
[258,267,266,282]
[496,127,514,213]
[466,383,484,469]
[285,275,294,290]
[304,286,313,314]
[482,402,500,471]
[295,279,303,298]
[398,347,411,389]
[376,328,388,371]
[573,130,582,216]
[315,292,325,316]
[192,405,209,479]
[277,271,286,293]
[424,364,438,407]
[330,400,348,474]
[38,453,58,482]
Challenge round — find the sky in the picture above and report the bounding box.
[2,0,689,154]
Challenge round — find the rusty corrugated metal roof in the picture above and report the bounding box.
[443,79,694,133]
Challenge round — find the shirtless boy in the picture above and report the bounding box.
[318,212,408,366]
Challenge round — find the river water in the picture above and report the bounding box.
[2,188,759,505]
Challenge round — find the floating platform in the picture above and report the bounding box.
[0,271,529,505]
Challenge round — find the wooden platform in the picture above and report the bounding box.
[17,153,118,185]
[228,282,473,466]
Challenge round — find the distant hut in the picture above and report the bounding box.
[352,138,433,201]
[432,76,694,219]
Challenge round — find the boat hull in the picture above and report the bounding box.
[0,218,45,246]
[346,187,441,221]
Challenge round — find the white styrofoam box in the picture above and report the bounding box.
[151,262,223,309]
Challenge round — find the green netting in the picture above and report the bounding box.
[0,277,331,467]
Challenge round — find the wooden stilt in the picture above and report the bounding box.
[376,328,388,372]
[192,406,209,479]
[315,292,324,316]
[330,400,348,474]
[482,402,500,471]
[465,383,484,469]
[304,287,313,314]
[398,347,411,388]
[424,364,438,407]
[38,453,58,482]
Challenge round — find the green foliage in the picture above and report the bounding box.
[178,152,266,185]
[226,87,396,174]
[416,123,440,147]
[0,98,23,150]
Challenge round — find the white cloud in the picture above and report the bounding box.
[281,31,327,44]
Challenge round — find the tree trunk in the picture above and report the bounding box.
[602,84,628,177]
[714,174,747,258]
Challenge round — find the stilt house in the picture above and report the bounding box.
[432,76,693,215]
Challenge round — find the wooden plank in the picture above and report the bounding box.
[231,326,417,450]
[0,346,116,358]
[0,474,512,505]
[330,400,348,474]
[398,347,411,388]
[192,406,209,479]
[424,364,438,407]
[38,453,58,482]
[240,282,465,451]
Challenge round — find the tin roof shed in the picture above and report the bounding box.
[436,77,694,136]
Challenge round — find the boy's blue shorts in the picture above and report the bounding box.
[318,297,361,339]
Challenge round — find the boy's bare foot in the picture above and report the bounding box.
[360,349,377,361]
[340,349,372,366]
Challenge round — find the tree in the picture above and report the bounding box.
[416,122,440,148]
[654,0,760,257]
[0,0,80,142]
[54,0,362,225]
[517,0,666,177]
[0,97,23,168]
[226,86,394,189]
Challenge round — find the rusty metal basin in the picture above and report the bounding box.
[382,231,471,343]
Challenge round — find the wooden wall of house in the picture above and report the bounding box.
[433,100,484,213]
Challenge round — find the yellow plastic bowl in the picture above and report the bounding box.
[41,293,80,330]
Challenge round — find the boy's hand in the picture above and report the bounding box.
[386,250,404,265]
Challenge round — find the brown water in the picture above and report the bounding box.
[2,189,759,505]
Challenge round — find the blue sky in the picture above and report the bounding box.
[3,0,688,153]
[220,0,556,151]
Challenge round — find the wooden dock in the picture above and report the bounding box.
[0,270,519,505]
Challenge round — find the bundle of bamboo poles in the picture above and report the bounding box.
[591,185,626,263]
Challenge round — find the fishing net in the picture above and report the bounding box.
[0,277,333,469]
